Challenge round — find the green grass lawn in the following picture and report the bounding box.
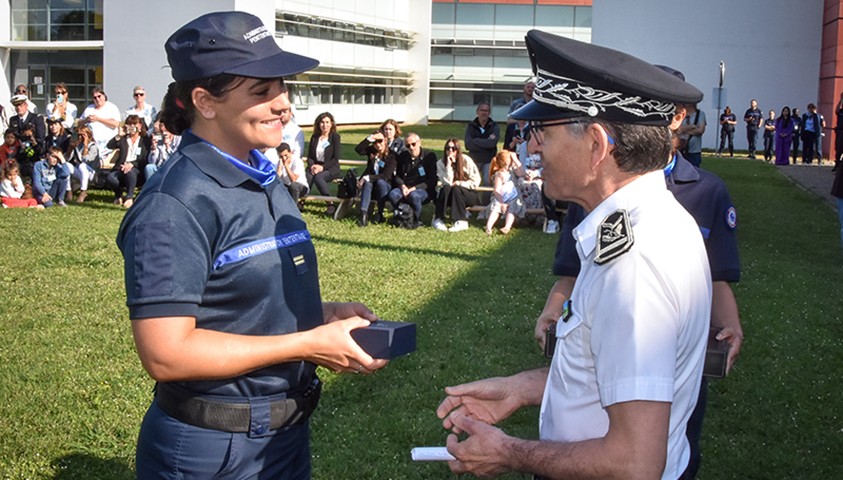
[1,127,842,479]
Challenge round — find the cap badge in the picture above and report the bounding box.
[594,209,634,265]
[534,67,675,122]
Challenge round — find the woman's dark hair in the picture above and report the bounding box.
[158,75,246,135]
[780,106,791,118]
[443,137,467,181]
[313,112,337,136]
[124,114,148,137]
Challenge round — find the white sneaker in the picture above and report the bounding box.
[432,218,448,231]
[544,219,560,234]
[449,220,469,232]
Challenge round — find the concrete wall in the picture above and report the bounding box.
[593,0,824,151]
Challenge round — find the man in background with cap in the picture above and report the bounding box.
[8,94,46,161]
[437,30,710,480]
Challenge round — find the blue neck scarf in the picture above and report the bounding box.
[194,131,277,187]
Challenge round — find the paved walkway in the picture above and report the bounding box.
[774,163,837,208]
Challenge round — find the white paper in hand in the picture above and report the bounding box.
[410,447,456,461]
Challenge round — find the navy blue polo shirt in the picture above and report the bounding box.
[554,154,740,283]
[116,131,324,398]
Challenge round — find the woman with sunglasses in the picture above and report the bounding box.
[432,138,481,232]
[116,12,386,478]
[79,87,121,157]
[354,129,397,226]
[45,82,78,130]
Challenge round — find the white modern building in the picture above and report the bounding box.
[2,0,839,152]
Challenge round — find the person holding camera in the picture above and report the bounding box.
[67,125,100,204]
[354,129,397,226]
[45,82,78,130]
[145,121,180,181]
[79,87,122,158]
[32,146,70,207]
[105,114,150,208]
[13,122,43,179]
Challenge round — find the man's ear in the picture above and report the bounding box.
[587,123,613,170]
[669,108,687,131]
[191,87,216,120]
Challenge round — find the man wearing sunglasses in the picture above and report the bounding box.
[124,85,157,130]
[437,30,711,480]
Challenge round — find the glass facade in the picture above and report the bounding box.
[430,1,592,120]
[9,50,103,111]
[277,12,412,51]
[11,0,104,41]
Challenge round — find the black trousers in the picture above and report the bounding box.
[718,129,734,155]
[106,166,140,199]
[792,133,801,162]
[802,131,817,164]
[435,184,479,221]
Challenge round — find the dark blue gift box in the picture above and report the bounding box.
[351,321,416,359]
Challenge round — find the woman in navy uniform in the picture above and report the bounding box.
[116,11,386,479]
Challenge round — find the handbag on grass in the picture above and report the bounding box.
[337,169,358,199]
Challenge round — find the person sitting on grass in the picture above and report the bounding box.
[354,129,397,227]
[485,150,525,235]
[0,128,21,168]
[276,142,309,209]
[387,132,437,228]
[32,146,70,207]
[432,138,481,232]
[67,125,100,204]
[1,162,43,209]
[106,114,151,209]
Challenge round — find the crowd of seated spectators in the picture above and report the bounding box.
[1,83,180,209]
[2,83,565,233]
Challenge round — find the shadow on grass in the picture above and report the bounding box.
[309,229,555,480]
[51,453,133,480]
[312,234,491,262]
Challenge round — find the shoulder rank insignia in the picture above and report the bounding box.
[594,209,634,265]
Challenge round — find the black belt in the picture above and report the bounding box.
[154,378,321,434]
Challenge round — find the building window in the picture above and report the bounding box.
[276,12,413,51]
[11,0,103,42]
[10,50,102,111]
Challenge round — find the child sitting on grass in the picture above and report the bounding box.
[32,146,70,208]
[1,162,43,209]
[485,150,525,235]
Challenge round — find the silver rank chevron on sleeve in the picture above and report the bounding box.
[594,209,634,265]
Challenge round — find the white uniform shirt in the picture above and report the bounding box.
[282,120,305,160]
[540,171,710,480]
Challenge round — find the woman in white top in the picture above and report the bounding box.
[45,83,78,130]
[432,137,481,232]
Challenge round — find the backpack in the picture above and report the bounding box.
[336,169,358,199]
[389,203,418,229]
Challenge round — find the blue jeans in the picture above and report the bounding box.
[38,180,67,207]
[136,401,311,479]
[359,178,390,214]
[387,188,428,220]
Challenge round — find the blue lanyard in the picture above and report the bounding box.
[664,154,677,177]
[196,132,277,187]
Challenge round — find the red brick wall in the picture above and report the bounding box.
[821,0,843,160]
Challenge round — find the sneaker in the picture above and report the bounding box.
[57,200,67,207]
[431,218,448,231]
[449,220,469,232]
[544,219,560,234]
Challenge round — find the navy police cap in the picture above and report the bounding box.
[511,30,703,125]
[166,11,319,81]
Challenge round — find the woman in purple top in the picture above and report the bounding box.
[774,106,795,165]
